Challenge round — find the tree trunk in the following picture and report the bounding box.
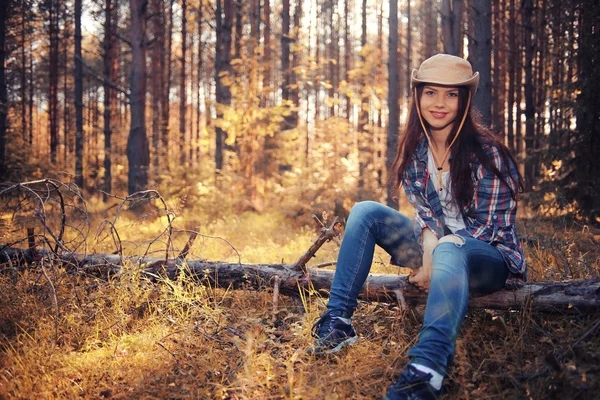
[328,0,336,118]
[179,0,187,166]
[523,0,535,191]
[195,4,202,163]
[574,0,600,222]
[281,0,290,106]
[343,0,350,121]
[506,0,516,151]
[74,0,84,190]
[2,248,599,312]
[150,0,162,171]
[262,0,270,107]
[470,0,492,124]
[102,0,115,199]
[289,0,301,128]
[215,0,233,172]
[0,0,7,176]
[404,0,411,98]
[357,0,368,190]
[441,0,463,57]
[160,0,174,171]
[423,0,436,58]
[387,0,399,210]
[127,0,150,194]
[20,2,27,144]
[49,0,60,164]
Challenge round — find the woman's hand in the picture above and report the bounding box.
[410,228,438,291]
[409,266,431,292]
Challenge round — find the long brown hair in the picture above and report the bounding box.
[391,84,523,211]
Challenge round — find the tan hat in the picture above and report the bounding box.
[411,54,479,94]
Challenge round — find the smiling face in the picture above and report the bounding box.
[419,85,460,135]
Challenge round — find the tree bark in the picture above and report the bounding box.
[48,0,60,164]
[2,248,599,312]
[470,0,492,124]
[179,0,187,167]
[0,0,7,176]
[74,0,84,190]
[387,0,399,210]
[127,0,150,194]
[160,0,174,172]
[215,0,233,172]
[441,0,463,57]
[523,0,535,192]
[506,0,516,151]
[102,0,115,199]
[357,0,368,190]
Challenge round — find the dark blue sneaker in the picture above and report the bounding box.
[307,310,358,355]
[383,364,442,400]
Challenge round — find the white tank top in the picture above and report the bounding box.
[427,149,466,233]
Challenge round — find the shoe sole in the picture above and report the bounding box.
[308,335,359,356]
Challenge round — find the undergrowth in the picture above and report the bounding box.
[1,202,599,399]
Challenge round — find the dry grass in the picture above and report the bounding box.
[1,204,599,399]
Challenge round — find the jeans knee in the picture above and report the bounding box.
[432,241,468,271]
[348,201,379,225]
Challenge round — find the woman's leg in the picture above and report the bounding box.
[406,235,509,375]
[326,201,420,317]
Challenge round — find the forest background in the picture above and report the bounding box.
[0,0,600,399]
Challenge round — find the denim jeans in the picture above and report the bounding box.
[326,201,509,376]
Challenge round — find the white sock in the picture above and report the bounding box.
[411,363,443,390]
[335,317,352,324]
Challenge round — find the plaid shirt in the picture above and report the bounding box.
[401,134,526,276]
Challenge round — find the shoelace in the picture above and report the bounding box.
[311,312,339,338]
[389,365,433,391]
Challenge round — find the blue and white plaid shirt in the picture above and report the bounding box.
[401,134,526,276]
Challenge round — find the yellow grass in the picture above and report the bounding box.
[1,204,599,399]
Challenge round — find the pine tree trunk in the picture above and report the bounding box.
[343,0,350,120]
[102,0,115,199]
[127,0,150,194]
[470,0,492,124]
[20,3,27,144]
[423,0,436,58]
[161,0,174,171]
[196,5,202,163]
[49,0,60,164]
[215,0,233,172]
[405,0,411,98]
[179,0,187,167]
[523,0,535,192]
[74,0,84,190]
[441,0,462,56]
[262,0,270,108]
[387,0,400,210]
[357,0,368,190]
[290,0,302,128]
[150,0,162,171]
[0,0,7,176]
[574,0,600,222]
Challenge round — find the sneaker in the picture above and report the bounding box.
[382,364,442,400]
[307,310,358,355]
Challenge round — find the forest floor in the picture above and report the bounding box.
[1,200,599,399]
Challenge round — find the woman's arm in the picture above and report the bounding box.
[458,145,519,242]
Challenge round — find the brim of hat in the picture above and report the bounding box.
[411,69,479,93]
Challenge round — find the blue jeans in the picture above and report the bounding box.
[326,201,509,376]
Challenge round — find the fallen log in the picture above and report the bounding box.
[1,247,599,312]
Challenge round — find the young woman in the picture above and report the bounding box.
[309,54,526,400]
